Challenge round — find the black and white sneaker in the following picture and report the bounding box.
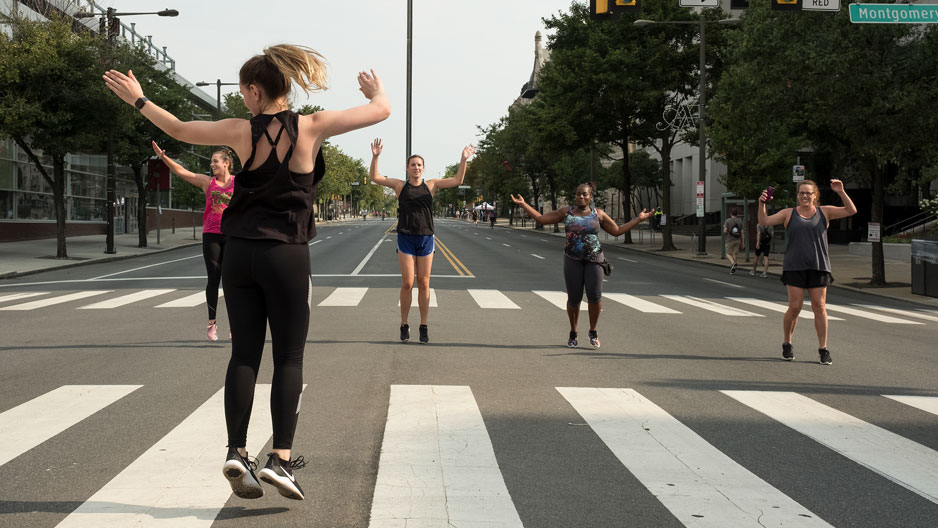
[419,324,429,344]
[588,330,600,348]
[258,453,306,500]
[730,263,738,275]
[223,447,263,499]
[567,331,578,348]
[782,343,794,361]
[819,348,832,365]
[400,324,410,342]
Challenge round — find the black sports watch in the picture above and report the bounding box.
[134,97,150,111]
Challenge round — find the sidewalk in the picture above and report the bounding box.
[500,221,938,308]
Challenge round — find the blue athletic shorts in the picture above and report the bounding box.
[397,233,435,257]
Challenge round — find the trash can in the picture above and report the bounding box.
[911,239,938,297]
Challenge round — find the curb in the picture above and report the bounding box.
[0,242,201,280]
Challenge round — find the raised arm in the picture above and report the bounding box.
[758,189,792,227]
[599,208,653,237]
[368,138,404,194]
[104,70,246,152]
[311,70,391,140]
[821,179,858,221]
[510,194,567,225]
[152,141,212,191]
[428,145,476,193]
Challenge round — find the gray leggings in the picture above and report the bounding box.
[564,253,604,305]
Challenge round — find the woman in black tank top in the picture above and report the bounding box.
[758,179,857,366]
[369,138,476,344]
[105,45,390,501]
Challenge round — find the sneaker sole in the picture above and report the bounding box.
[783,356,794,361]
[590,340,600,348]
[222,461,263,499]
[258,469,304,500]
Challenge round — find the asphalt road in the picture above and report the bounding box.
[1,218,936,528]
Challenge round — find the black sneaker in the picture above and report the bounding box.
[730,263,737,275]
[782,343,794,361]
[567,331,578,348]
[588,330,600,348]
[400,324,410,342]
[223,447,263,499]
[819,348,832,365]
[258,453,306,500]
[419,324,429,344]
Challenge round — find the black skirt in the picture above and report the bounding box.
[781,269,834,289]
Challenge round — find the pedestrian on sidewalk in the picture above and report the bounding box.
[511,184,652,349]
[489,209,496,229]
[758,179,857,365]
[369,138,475,344]
[750,223,773,278]
[724,208,745,274]
[151,141,234,342]
[105,45,390,501]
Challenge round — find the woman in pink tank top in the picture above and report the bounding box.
[152,141,235,341]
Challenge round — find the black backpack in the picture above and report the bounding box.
[729,223,740,238]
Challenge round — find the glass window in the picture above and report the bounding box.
[70,197,106,221]
[0,190,14,219]
[0,157,13,190]
[68,171,106,199]
[16,192,55,220]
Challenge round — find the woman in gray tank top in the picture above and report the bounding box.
[758,179,857,365]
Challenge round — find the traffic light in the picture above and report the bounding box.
[730,0,750,9]
[614,0,639,13]
[590,0,612,19]
[771,0,800,10]
[590,0,640,19]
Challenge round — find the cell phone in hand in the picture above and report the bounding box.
[765,186,775,201]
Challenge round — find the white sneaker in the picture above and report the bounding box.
[749,270,755,276]
[761,272,768,278]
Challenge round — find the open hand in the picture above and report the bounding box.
[831,179,844,193]
[510,194,525,205]
[371,138,383,157]
[358,70,384,100]
[151,141,165,159]
[461,144,476,162]
[637,208,653,221]
[103,69,145,106]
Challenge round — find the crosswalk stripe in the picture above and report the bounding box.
[319,287,368,307]
[727,297,844,321]
[722,390,938,505]
[369,385,523,527]
[0,290,111,311]
[533,290,588,310]
[0,385,141,467]
[78,289,177,309]
[883,395,938,417]
[825,304,923,324]
[558,387,831,527]
[604,293,681,313]
[0,292,49,303]
[56,385,277,528]
[853,304,938,323]
[661,295,763,317]
[398,288,438,307]
[467,289,521,309]
[155,290,223,308]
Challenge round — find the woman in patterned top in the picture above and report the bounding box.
[512,183,652,348]
[152,141,234,341]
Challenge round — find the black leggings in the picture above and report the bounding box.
[564,254,604,305]
[222,237,311,450]
[202,233,226,321]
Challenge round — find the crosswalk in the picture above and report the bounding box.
[2,384,936,526]
[0,287,934,327]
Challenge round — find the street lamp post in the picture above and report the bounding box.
[76,7,178,254]
[196,80,239,117]
[635,16,737,256]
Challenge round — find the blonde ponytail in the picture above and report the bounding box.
[239,44,328,104]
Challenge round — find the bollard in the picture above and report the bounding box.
[172,217,175,234]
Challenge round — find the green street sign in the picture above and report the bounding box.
[850,3,938,24]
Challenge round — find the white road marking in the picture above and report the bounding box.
[0,290,111,311]
[0,385,141,467]
[531,254,546,260]
[616,257,637,263]
[661,295,763,316]
[89,254,201,280]
[369,385,523,528]
[559,387,831,527]
[826,304,923,325]
[502,243,511,247]
[155,290,223,308]
[704,278,744,288]
[723,390,938,505]
[468,289,521,309]
[0,292,48,303]
[398,288,438,307]
[533,290,588,310]
[308,239,322,246]
[884,395,938,417]
[318,287,369,307]
[853,304,938,323]
[727,297,844,321]
[604,293,681,313]
[352,233,389,275]
[79,289,176,309]
[56,385,282,528]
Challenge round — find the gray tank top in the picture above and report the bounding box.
[783,207,831,272]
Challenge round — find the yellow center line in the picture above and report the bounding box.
[434,235,474,277]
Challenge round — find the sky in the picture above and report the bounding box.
[100,0,580,180]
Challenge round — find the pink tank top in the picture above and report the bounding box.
[203,176,234,234]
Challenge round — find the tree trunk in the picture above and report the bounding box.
[52,155,68,259]
[870,163,886,286]
[619,136,633,244]
[659,141,677,251]
[133,164,148,248]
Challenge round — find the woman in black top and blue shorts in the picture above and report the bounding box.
[105,45,390,500]
[369,138,475,344]
[758,179,856,365]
